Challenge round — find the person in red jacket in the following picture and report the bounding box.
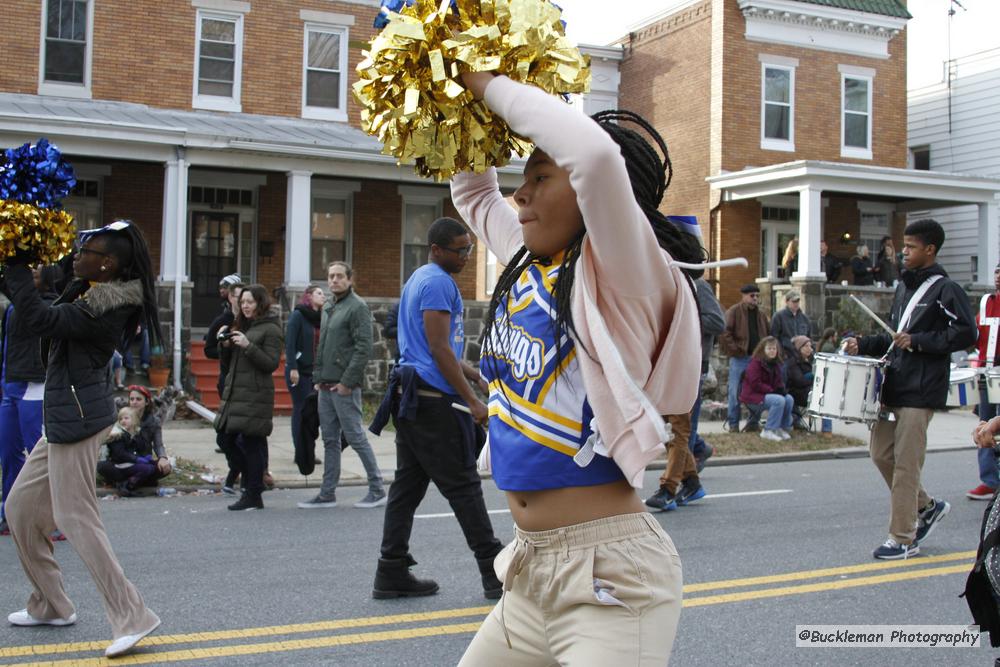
[968,262,1000,500]
[739,336,794,442]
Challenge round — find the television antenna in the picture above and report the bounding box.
[947,0,967,133]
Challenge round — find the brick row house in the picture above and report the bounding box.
[613,0,1000,311]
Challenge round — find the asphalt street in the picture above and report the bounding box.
[0,448,995,666]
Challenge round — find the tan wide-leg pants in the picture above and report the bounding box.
[869,407,934,545]
[459,513,683,666]
[7,427,159,639]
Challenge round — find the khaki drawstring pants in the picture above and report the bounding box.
[7,427,159,639]
[459,513,683,666]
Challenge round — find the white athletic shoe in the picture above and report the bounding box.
[778,429,792,440]
[760,429,783,442]
[105,617,161,658]
[8,609,77,626]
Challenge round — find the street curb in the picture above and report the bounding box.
[102,444,974,496]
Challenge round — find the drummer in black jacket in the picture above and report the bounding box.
[845,219,977,560]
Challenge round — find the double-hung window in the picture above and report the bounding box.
[759,55,797,152]
[301,11,353,121]
[39,0,93,98]
[399,186,446,286]
[839,65,875,160]
[193,8,244,112]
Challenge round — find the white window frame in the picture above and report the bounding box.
[38,0,94,99]
[398,185,447,287]
[759,55,797,153]
[192,9,245,112]
[301,14,352,122]
[839,65,875,160]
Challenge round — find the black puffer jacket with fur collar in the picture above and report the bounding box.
[4,264,143,444]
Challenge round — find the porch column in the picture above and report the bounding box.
[284,170,313,289]
[793,186,824,279]
[160,160,179,280]
[979,200,999,287]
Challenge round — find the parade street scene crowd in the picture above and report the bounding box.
[1,0,1000,665]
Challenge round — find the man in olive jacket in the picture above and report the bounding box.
[299,261,386,509]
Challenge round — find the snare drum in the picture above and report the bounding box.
[947,368,979,408]
[808,353,884,424]
[986,368,1000,405]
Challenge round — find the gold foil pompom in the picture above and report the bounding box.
[354,0,591,181]
[0,200,76,266]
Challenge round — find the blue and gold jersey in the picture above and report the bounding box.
[480,259,625,491]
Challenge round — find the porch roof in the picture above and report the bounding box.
[706,160,1000,211]
[0,92,531,184]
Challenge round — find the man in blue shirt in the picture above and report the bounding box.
[372,217,503,601]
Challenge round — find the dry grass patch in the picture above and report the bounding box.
[709,431,865,457]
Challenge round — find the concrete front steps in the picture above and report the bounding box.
[190,340,292,415]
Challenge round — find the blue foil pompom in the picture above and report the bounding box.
[0,138,77,209]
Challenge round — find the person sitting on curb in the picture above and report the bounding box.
[785,335,831,436]
[740,336,794,442]
[97,407,162,497]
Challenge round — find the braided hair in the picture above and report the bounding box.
[100,222,164,351]
[481,110,705,371]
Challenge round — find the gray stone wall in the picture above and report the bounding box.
[362,296,491,397]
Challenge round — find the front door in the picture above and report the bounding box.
[190,211,239,327]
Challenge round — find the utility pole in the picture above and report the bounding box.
[947,0,967,134]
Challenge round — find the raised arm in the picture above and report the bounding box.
[474,75,676,297]
[450,168,523,265]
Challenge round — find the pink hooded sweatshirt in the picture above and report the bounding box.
[450,76,701,488]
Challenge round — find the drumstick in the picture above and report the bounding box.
[452,402,472,414]
[849,295,896,336]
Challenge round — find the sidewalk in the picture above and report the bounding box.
[162,408,985,490]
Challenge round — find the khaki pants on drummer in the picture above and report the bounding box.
[458,513,683,666]
[869,407,934,545]
[7,427,159,639]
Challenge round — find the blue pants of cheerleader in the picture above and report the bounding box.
[0,390,44,521]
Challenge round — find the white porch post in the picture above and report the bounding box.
[172,149,189,388]
[793,186,824,279]
[979,200,999,286]
[284,170,313,288]
[160,160,179,280]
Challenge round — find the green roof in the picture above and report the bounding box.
[794,0,912,19]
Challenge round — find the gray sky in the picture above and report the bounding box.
[558,0,1000,89]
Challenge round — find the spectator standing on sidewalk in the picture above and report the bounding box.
[215,284,283,511]
[285,285,325,469]
[845,219,977,559]
[770,290,812,360]
[876,236,899,286]
[0,265,62,536]
[204,279,243,493]
[721,284,770,432]
[299,262,385,510]
[967,261,1000,500]
[369,217,502,601]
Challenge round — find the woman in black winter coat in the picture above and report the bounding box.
[215,284,283,511]
[2,221,164,657]
[285,285,325,464]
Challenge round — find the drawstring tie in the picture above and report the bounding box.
[499,536,545,649]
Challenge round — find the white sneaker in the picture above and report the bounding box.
[8,609,77,626]
[354,492,387,509]
[105,617,161,657]
[297,495,337,509]
[778,429,792,440]
[760,430,783,442]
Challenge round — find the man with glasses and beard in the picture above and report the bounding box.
[369,217,503,601]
